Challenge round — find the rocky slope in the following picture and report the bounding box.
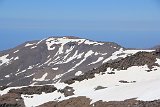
[0,36,148,87]
[0,36,126,87]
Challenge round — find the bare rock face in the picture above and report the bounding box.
[0,93,25,107]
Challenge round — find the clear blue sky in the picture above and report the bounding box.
[0,0,160,50]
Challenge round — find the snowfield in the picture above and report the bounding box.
[71,65,160,103]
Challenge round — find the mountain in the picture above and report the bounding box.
[0,36,128,87]
[0,36,159,107]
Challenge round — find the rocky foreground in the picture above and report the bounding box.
[1,87,160,107]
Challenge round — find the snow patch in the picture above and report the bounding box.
[25,73,35,78]
[15,69,26,76]
[0,54,10,66]
[25,43,35,47]
[77,52,84,59]
[44,58,52,65]
[14,56,19,60]
[36,38,46,45]
[31,46,37,49]
[89,57,104,65]
[155,58,160,65]
[85,50,94,58]
[52,73,64,81]
[33,73,49,81]
[5,75,10,78]
[65,46,75,54]
[13,50,19,53]
[28,66,33,70]
[84,40,104,45]
[75,71,82,76]
[52,67,59,70]
[63,50,78,63]
[67,50,94,72]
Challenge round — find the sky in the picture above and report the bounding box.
[0,0,160,50]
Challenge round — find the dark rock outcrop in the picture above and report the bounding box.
[58,86,75,97]
[9,85,57,95]
[94,86,107,90]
